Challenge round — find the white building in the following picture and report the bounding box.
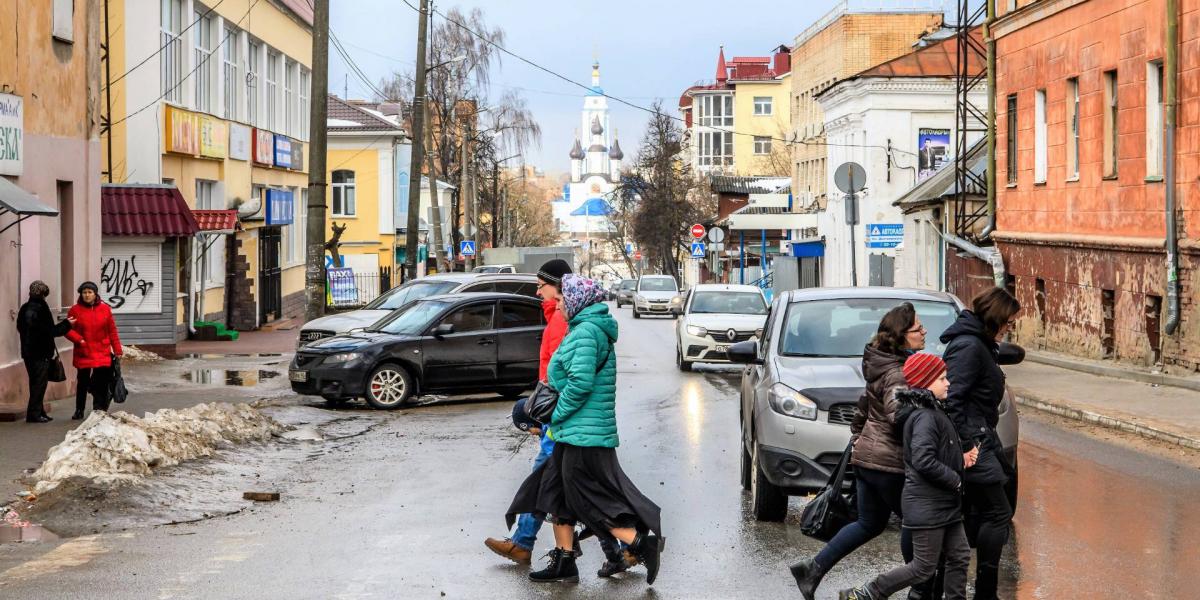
[814,35,984,287]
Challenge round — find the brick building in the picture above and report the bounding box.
[993,0,1200,370]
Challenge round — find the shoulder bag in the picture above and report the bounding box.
[109,354,128,404]
[48,347,67,383]
[799,439,858,542]
[526,344,611,425]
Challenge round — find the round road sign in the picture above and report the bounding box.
[634,250,643,261]
[834,162,867,194]
[690,224,706,239]
[707,227,726,244]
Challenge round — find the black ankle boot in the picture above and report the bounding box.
[71,410,84,420]
[528,548,579,583]
[630,532,664,585]
[789,558,826,600]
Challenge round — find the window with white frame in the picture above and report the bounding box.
[160,0,185,104]
[753,96,773,116]
[1147,61,1164,178]
[332,170,356,216]
[195,180,224,287]
[284,59,297,137]
[697,94,733,127]
[299,68,311,140]
[222,26,239,120]
[193,8,214,112]
[247,40,260,126]
[265,51,280,131]
[753,136,771,155]
[1034,89,1047,183]
[696,94,734,167]
[1066,77,1080,179]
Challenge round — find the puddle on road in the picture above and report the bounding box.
[182,370,281,386]
[172,353,285,360]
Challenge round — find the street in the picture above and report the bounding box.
[1,305,1199,599]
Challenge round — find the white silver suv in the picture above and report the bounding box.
[675,284,768,371]
[633,275,682,318]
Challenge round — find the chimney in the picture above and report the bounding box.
[378,102,404,116]
[773,45,791,76]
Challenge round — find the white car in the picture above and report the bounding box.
[675,284,769,371]
[633,274,683,318]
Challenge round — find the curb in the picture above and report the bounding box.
[1013,393,1200,451]
[1025,350,1200,393]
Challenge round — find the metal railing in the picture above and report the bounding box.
[327,268,392,308]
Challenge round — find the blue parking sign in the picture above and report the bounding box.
[690,242,706,258]
[460,240,476,256]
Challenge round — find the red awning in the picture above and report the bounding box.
[192,209,240,233]
[101,184,200,237]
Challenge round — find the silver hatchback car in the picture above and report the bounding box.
[729,287,1022,521]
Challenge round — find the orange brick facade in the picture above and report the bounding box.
[993,0,1200,370]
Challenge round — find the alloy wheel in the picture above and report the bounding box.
[368,367,408,408]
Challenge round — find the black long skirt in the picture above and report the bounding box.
[506,442,662,538]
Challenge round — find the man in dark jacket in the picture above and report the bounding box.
[839,353,975,600]
[16,281,74,423]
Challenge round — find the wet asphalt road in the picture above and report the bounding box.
[2,303,1200,599]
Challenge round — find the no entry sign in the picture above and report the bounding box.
[690,224,706,239]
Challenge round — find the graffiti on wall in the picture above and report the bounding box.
[101,256,155,311]
[99,242,163,314]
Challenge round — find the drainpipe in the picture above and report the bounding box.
[931,222,1007,288]
[1166,0,1181,334]
[981,0,998,239]
[187,240,196,335]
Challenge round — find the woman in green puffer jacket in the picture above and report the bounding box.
[507,274,664,586]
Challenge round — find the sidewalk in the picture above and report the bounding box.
[1004,358,1200,450]
[172,327,299,357]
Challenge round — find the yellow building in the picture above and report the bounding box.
[102,0,313,335]
[731,69,792,176]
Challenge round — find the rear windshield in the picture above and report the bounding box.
[779,298,959,358]
[619,280,636,290]
[690,291,767,315]
[639,277,678,292]
[366,280,459,311]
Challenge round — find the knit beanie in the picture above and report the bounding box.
[536,259,572,285]
[903,352,947,390]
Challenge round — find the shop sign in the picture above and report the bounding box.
[0,93,23,176]
[253,129,274,165]
[274,135,293,169]
[290,140,304,171]
[229,124,251,161]
[265,188,294,225]
[865,223,904,249]
[199,116,227,159]
[100,241,163,315]
[165,106,200,156]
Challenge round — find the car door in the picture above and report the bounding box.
[421,301,498,390]
[496,300,545,385]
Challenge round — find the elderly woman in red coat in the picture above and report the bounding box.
[65,281,122,419]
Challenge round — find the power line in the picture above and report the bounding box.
[104,0,228,92]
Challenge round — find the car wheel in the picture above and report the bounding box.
[676,347,693,372]
[365,363,414,410]
[740,436,752,491]
[633,310,641,319]
[750,442,788,522]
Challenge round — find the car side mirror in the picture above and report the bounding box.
[997,341,1025,365]
[727,340,762,365]
[433,323,455,338]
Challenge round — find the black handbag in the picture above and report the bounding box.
[109,354,128,404]
[525,346,611,425]
[800,439,858,542]
[48,348,67,383]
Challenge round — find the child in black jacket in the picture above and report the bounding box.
[839,353,977,600]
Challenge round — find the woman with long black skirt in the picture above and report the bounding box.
[507,274,664,585]
[940,287,1020,600]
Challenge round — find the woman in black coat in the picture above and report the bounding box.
[939,287,1020,600]
[16,281,75,423]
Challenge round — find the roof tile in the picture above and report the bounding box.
[101,185,200,237]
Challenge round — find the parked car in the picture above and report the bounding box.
[472,264,516,274]
[633,274,683,318]
[675,284,769,371]
[728,287,1023,521]
[615,279,637,308]
[297,273,538,348]
[290,293,545,409]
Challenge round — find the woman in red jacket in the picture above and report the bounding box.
[65,281,123,419]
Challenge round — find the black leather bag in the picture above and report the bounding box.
[525,346,610,425]
[800,440,858,542]
[48,348,67,383]
[109,355,128,404]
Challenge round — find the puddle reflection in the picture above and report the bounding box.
[182,370,281,386]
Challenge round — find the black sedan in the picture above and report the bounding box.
[289,293,546,409]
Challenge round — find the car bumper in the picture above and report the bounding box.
[757,444,844,493]
[289,359,369,399]
[635,301,678,314]
[679,331,747,362]
[756,407,855,493]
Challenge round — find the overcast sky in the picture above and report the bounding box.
[328,0,949,173]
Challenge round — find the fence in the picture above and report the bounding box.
[327,267,392,308]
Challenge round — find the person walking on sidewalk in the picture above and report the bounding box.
[66,282,123,419]
[507,274,664,585]
[940,287,1020,600]
[790,302,929,600]
[838,353,977,600]
[16,281,76,423]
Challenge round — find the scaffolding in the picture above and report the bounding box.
[952,0,990,239]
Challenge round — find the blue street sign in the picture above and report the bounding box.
[865,223,904,249]
[460,240,476,256]
[690,242,707,259]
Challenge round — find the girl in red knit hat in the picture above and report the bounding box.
[837,353,978,600]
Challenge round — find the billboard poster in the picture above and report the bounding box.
[265,188,294,226]
[917,128,950,181]
[327,267,360,307]
[0,93,23,176]
[228,124,251,161]
[253,129,274,165]
[273,135,293,169]
[199,116,226,159]
[393,142,412,231]
[165,106,200,155]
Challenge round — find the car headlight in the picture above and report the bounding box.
[686,325,708,337]
[767,383,817,420]
[671,296,683,304]
[635,295,646,303]
[324,352,362,364]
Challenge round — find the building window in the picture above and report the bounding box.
[1147,61,1164,178]
[696,94,734,168]
[195,180,224,287]
[294,188,308,264]
[265,50,280,131]
[1034,89,1047,183]
[753,136,771,155]
[1067,77,1079,179]
[284,59,297,137]
[1006,94,1017,183]
[299,68,311,140]
[160,0,185,104]
[1103,70,1118,178]
[753,96,773,116]
[332,170,356,216]
[222,26,239,120]
[193,8,214,112]
[247,40,260,126]
[697,94,733,127]
[52,0,74,43]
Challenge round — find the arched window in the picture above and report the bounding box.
[332,169,356,216]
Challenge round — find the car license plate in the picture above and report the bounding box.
[289,370,308,383]
[715,345,729,353]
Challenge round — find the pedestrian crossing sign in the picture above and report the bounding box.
[690,242,707,258]
[460,240,476,256]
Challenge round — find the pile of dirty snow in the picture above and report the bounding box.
[29,403,283,495]
[120,345,164,361]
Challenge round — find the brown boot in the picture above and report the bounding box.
[485,537,533,565]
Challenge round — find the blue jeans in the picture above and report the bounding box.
[813,467,914,571]
[513,432,556,550]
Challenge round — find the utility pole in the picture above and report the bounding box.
[304,0,330,321]
[461,123,474,269]
[403,0,430,281]
[426,100,448,272]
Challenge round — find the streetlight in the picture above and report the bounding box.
[426,54,467,74]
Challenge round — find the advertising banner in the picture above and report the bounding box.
[265,188,294,226]
[166,106,200,156]
[327,267,360,307]
[199,115,227,159]
[917,128,950,181]
[229,124,251,161]
[0,93,23,176]
[273,135,293,169]
[253,129,274,165]
[290,140,304,171]
[865,223,904,249]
